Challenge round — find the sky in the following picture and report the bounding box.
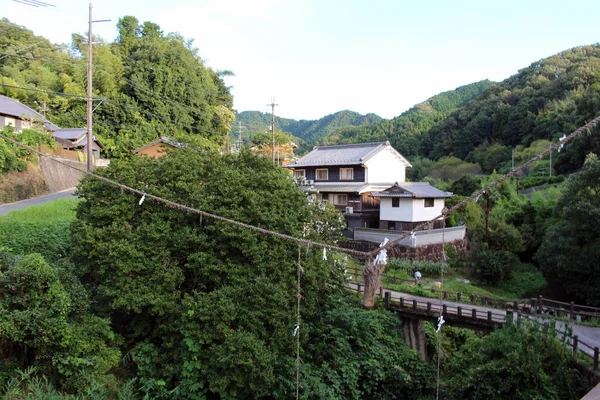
[3,0,600,120]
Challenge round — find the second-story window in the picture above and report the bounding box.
[316,168,328,180]
[424,198,434,207]
[340,167,353,180]
[392,198,400,207]
[294,169,306,179]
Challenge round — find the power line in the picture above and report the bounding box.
[12,0,56,7]
[0,83,102,100]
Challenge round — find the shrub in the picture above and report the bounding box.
[474,249,519,285]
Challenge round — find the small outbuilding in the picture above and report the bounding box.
[371,182,453,231]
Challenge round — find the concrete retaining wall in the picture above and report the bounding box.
[39,156,86,193]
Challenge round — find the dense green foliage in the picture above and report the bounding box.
[444,321,587,399]
[321,80,493,157]
[0,17,233,158]
[0,127,56,173]
[0,198,78,261]
[64,149,437,398]
[0,253,120,391]
[420,45,600,174]
[234,110,383,153]
[537,153,600,304]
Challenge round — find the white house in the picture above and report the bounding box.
[371,182,453,231]
[285,141,412,228]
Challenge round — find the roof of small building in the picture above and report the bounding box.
[133,136,188,154]
[286,141,411,168]
[0,95,58,130]
[53,128,105,149]
[53,128,87,140]
[371,182,453,198]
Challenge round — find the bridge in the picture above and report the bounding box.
[346,280,600,375]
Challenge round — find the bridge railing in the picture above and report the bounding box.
[345,266,600,323]
[348,282,600,372]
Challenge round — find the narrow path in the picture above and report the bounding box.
[0,188,77,216]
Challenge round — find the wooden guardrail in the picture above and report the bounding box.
[347,282,600,372]
[345,266,600,322]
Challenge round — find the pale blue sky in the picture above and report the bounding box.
[3,0,600,120]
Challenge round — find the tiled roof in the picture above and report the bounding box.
[53,128,104,149]
[53,128,87,140]
[371,182,453,198]
[0,95,47,121]
[286,142,391,167]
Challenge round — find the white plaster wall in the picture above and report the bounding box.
[363,147,407,183]
[354,226,466,246]
[380,198,446,222]
[412,198,446,221]
[380,198,413,221]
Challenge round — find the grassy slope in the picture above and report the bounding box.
[0,198,78,261]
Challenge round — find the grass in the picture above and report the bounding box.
[0,198,79,261]
[345,257,547,303]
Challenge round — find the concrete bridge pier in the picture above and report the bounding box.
[402,318,428,361]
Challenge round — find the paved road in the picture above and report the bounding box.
[0,188,77,216]
[350,282,600,356]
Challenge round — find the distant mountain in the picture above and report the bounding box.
[319,80,494,157]
[418,44,600,173]
[233,110,383,152]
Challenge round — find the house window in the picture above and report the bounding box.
[424,198,434,207]
[340,168,353,180]
[294,169,306,179]
[316,168,328,180]
[392,198,400,207]
[331,194,348,206]
[316,193,328,203]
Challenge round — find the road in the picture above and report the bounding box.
[350,282,600,356]
[0,188,77,216]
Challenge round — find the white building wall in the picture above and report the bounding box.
[380,198,413,221]
[354,225,466,246]
[412,198,445,221]
[363,146,407,184]
[380,197,445,222]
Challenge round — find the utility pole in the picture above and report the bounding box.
[237,121,244,152]
[549,144,552,177]
[511,148,515,170]
[40,101,48,119]
[86,3,110,172]
[267,98,278,163]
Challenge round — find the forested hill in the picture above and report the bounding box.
[234,110,382,151]
[319,80,493,157]
[418,44,600,173]
[0,17,233,158]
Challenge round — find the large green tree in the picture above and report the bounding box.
[537,153,600,304]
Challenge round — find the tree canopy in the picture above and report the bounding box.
[0,17,233,158]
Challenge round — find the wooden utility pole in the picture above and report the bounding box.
[267,98,278,163]
[86,3,93,172]
[237,121,244,152]
[86,3,110,172]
